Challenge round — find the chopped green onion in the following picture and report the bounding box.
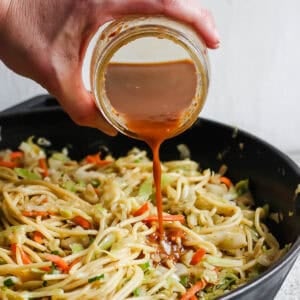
[14,168,41,180]
[59,208,73,218]
[70,243,84,254]
[215,273,238,290]
[140,261,150,272]
[94,204,106,213]
[138,178,153,199]
[179,275,189,287]
[235,179,249,196]
[51,250,59,255]
[133,287,141,296]
[77,180,86,188]
[88,274,104,283]
[161,174,174,188]
[3,278,15,287]
[62,181,77,192]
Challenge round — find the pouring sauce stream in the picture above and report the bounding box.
[105,59,197,236]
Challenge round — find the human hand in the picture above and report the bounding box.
[0,0,219,135]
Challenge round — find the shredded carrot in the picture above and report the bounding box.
[85,153,111,166]
[133,202,150,217]
[143,214,185,223]
[11,243,32,265]
[41,197,48,204]
[190,248,206,265]
[0,160,17,168]
[190,296,197,300]
[220,176,232,189]
[69,257,82,269]
[22,211,54,218]
[41,266,51,272]
[44,254,69,273]
[10,151,23,159]
[180,280,206,300]
[72,216,92,229]
[33,231,43,244]
[38,158,49,177]
[0,151,24,168]
[11,243,17,253]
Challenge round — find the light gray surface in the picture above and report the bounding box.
[276,256,300,300]
[275,154,299,300]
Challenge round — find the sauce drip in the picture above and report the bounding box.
[105,60,197,236]
[148,228,186,266]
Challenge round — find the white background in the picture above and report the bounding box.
[0,0,299,299]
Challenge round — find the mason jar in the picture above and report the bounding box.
[90,15,210,140]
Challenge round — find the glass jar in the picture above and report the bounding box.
[90,15,210,140]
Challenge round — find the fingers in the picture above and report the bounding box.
[110,0,219,49]
[162,0,220,49]
[53,69,117,136]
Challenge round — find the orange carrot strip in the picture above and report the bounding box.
[44,254,69,273]
[190,248,206,265]
[85,153,111,166]
[41,197,48,204]
[22,211,54,218]
[39,158,49,177]
[220,176,232,188]
[72,216,92,229]
[0,160,17,168]
[41,266,51,272]
[20,250,32,265]
[10,151,23,159]
[69,257,82,269]
[143,214,185,223]
[190,296,197,300]
[133,202,150,217]
[11,243,17,254]
[11,243,32,265]
[33,231,43,244]
[180,280,206,300]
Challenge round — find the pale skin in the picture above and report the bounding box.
[0,0,219,135]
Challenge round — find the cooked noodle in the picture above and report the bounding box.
[0,138,287,299]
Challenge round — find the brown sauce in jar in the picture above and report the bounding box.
[105,60,197,236]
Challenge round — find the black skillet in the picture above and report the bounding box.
[0,94,299,300]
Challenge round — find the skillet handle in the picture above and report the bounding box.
[1,94,60,114]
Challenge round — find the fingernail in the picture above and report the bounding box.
[214,28,220,44]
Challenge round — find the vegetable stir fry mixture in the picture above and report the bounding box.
[0,138,287,299]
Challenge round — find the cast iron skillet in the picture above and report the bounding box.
[0,94,299,300]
